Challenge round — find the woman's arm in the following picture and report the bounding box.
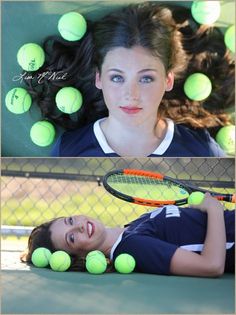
[170,193,226,277]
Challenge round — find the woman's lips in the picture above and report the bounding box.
[119,106,142,114]
[87,222,94,238]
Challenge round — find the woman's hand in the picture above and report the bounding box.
[189,192,224,213]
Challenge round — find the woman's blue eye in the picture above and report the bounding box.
[140,76,154,83]
[110,75,124,83]
[69,234,74,243]
[68,217,73,225]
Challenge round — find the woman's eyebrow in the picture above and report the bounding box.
[138,68,157,73]
[107,68,123,73]
[107,68,157,73]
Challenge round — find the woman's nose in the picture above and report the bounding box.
[78,224,84,233]
[125,81,140,101]
[71,223,84,233]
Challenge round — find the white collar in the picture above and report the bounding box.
[109,232,124,261]
[93,118,174,155]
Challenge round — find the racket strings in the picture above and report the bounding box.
[107,174,189,201]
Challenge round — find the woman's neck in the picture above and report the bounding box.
[101,227,125,257]
[101,117,167,156]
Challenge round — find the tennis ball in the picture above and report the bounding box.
[191,1,221,25]
[114,254,136,274]
[216,125,235,156]
[5,87,32,114]
[188,192,205,205]
[184,73,212,101]
[31,247,52,268]
[58,12,87,41]
[85,250,107,274]
[17,43,45,71]
[30,121,56,147]
[55,87,83,114]
[49,251,71,272]
[86,250,106,260]
[224,25,235,53]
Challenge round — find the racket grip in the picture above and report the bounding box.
[215,194,235,203]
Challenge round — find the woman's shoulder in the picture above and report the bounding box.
[51,120,118,157]
[51,122,94,157]
[166,123,226,157]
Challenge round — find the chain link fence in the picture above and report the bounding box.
[1,157,235,239]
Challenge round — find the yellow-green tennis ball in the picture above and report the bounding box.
[58,12,87,41]
[184,73,212,101]
[49,251,71,272]
[30,121,56,147]
[85,251,107,274]
[86,250,105,260]
[114,254,136,274]
[17,43,45,71]
[31,247,52,268]
[55,87,83,114]
[216,125,235,156]
[188,192,205,205]
[5,87,32,114]
[191,1,221,25]
[224,25,235,53]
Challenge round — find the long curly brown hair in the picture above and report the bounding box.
[20,218,113,272]
[24,2,234,134]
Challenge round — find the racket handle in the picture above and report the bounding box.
[214,194,235,203]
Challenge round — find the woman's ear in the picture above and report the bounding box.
[165,71,174,92]
[95,71,102,90]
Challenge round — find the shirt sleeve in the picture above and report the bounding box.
[113,234,178,275]
[51,136,61,156]
[203,129,226,157]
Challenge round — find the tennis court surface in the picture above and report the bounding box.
[2,241,235,314]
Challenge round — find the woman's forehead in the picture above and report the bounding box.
[102,46,165,71]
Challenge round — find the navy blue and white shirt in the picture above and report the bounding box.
[51,118,225,157]
[110,206,235,275]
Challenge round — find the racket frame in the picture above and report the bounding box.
[103,169,235,207]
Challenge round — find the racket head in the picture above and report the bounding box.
[103,169,191,207]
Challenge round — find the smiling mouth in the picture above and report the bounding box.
[87,222,94,238]
[119,106,142,114]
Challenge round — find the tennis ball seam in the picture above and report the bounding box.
[191,1,221,25]
[58,27,84,39]
[17,44,45,71]
[56,88,82,114]
[50,252,71,271]
[71,89,80,113]
[30,122,55,146]
[22,91,30,112]
[5,88,32,114]
[184,73,212,101]
[58,12,87,41]
[57,257,69,271]
[32,123,52,145]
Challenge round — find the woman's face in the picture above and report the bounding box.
[95,45,174,126]
[49,215,107,255]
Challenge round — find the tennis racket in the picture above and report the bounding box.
[103,169,235,207]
